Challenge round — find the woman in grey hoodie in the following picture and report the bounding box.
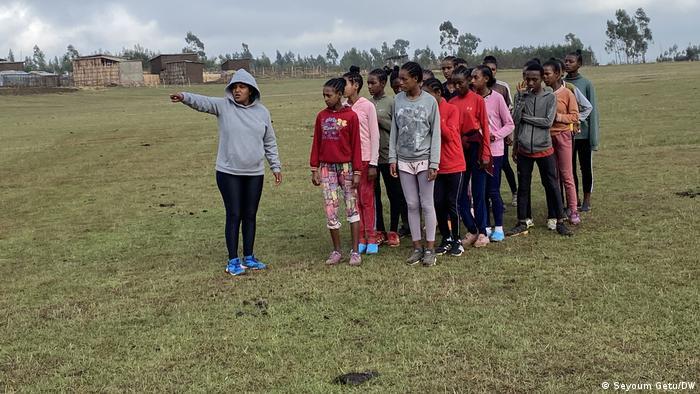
[170,69,282,276]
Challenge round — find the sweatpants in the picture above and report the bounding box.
[516,153,565,222]
[399,170,437,242]
[572,138,593,200]
[486,155,505,227]
[459,141,488,235]
[319,162,360,230]
[552,132,577,213]
[375,163,408,233]
[216,171,265,259]
[357,161,376,243]
[502,144,518,195]
[434,172,463,241]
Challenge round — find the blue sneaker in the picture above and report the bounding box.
[225,258,246,276]
[490,229,505,242]
[243,255,267,270]
[365,243,379,254]
[358,243,367,254]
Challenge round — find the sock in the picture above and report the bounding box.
[495,226,503,232]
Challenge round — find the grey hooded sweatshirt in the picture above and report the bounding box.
[512,89,556,155]
[181,69,281,176]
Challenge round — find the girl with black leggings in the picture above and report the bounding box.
[170,69,282,276]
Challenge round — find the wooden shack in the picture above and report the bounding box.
[160,61,204,85]
[221,58,252,72]
[0,61,25,72]
[148,54,199,74]
[72,55,144,87]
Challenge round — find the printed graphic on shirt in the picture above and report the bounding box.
[322,117,348,141]
[396,105,430,152]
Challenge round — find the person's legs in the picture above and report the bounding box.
[552,133,578,214]
[337,163,361,252]
[434,174,451,240]
[487,156,505,228]
[459,142,478,235]
[446,172,463,241]
[502,144,518,195]
[379,163,407,232]
[240,175,265,257]
[417,170,437,243]
[374,168,385,233]
[516,155,535,222]
[398,171,422,242]
[536,154,565,220]
[216,171,243,259]
[320,164,342,251]
[579,138,593,209]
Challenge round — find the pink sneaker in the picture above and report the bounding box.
[474,234,490,248]
[348,252,362,267]
[569,211,581,225]
[462,233,478,247]
[325,251,342,265]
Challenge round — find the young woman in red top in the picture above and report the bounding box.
[422,78,466,256]
[309,78,363,266]
[448,66,492,248]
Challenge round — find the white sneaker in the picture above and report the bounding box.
[525,218,534,228]
[547,218,557,230]
[485,227,493,237]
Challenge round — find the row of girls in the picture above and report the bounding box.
[309,50,599,267]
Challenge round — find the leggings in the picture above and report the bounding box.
[502,144,518,194]
[458,141,488,235]
[486,156,505,227]
[516,154,564,221]
[572,138,593,200]
[375,163,408,232]
[216,171,264,259]
[434,172,463,241]
[399,170,437,242]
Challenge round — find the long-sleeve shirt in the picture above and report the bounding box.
[551,85,580,136]
[350,97,380,166]
[566,82,592,122]
[309,106,362,171]
[565,73,600,150]
[483,90,514,157]
[437,98,465,174]
[449,90,492,163]
[389,91,441,169]
[369,94,393,164]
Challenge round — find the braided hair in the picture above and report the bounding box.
[324,77,347,95]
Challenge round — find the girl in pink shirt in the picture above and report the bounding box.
[472,65,514,242]
[344,69,381,254]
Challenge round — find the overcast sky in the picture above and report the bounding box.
[1,0,698,65]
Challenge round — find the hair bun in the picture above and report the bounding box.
[575,49,582,55]
[349,65,360,73]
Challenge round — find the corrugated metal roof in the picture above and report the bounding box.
[76,55,127,62]
[0,70,28,75]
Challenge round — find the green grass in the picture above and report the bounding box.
[1,63,699,392]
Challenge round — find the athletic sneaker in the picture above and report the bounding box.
[422,249,437,267]
[490,229,505,242]
[506,223,529,237]
[386,231,400,247]
[242,255,267,270]
[485,227,493,237]
[462,233,478,247]
[547,218,557,231]
[358,239,367,254]
[225,258,246,276]
[435,238,453,256]
[366,243,379,255]
[556,222,574,237]
[348,251,362,266]
[325,250,342,266]
[525,218,534,228]
[580,202,591,212]
[375,232,387,246]
[474,234,490,248]
[569,211,581,225]
[511,194,518,207]
[448,240,464,257]
[405,248,423,266]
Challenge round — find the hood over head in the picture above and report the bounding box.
[225,69,260,107]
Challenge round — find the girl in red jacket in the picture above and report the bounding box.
[309,78,363,266]
[422,78,466,257]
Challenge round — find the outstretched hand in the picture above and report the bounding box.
[170,93,184,103]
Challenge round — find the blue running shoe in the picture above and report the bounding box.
[358,243,367,254]
[490,229,505,242]
[365,243,379,254]
[243,255,267,270]
[225,258,246,276]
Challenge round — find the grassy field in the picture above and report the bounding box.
[1,63,699,392]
